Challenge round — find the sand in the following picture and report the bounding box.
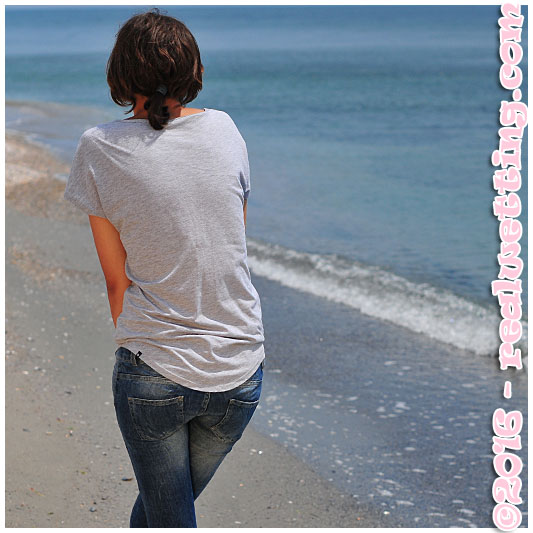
[4,132,389,528]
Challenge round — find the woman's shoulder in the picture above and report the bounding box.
[79,120,122,140]
[205,107,241,122]
[207,108,246,142]
[205,107,234,123]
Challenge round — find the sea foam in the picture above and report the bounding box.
[247,238,528,365]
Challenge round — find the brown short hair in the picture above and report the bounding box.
[106,8,203,130]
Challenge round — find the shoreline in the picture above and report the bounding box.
[5,131,85,224]
[5,132,396,527]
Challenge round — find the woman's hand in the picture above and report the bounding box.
[89,215,132,327]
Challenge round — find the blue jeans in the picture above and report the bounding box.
[112,346,264,527]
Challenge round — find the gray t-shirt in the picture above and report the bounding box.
[64,108,265,392]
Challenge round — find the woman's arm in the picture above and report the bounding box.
[89,215,132,328]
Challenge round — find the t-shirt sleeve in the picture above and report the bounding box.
[63,132,107,218]
[239,142,251,201]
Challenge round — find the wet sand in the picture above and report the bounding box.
[5,132,397,528]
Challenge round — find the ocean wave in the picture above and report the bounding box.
[6,99,117,135]
[247,238,528,364]
[6,98,112,119]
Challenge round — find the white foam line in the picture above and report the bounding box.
[247,238,528,366]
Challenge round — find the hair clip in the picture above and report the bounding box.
[155,84,168,96]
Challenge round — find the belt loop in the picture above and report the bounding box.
[260,360,264,370]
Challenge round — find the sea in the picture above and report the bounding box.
[5,5,529,358]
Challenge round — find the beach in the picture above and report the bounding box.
[4,5,529,528]
[5,131,528,528]
[5,131,401,528]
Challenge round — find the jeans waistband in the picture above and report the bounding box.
[115,346,143,365]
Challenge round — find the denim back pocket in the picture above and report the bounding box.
[210,398,260,444]
[128,395,185,441]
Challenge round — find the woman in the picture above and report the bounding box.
[63,8,265,528]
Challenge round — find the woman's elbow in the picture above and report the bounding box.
[106,278,132,293]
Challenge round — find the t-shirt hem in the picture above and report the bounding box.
[116,340,266,393]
